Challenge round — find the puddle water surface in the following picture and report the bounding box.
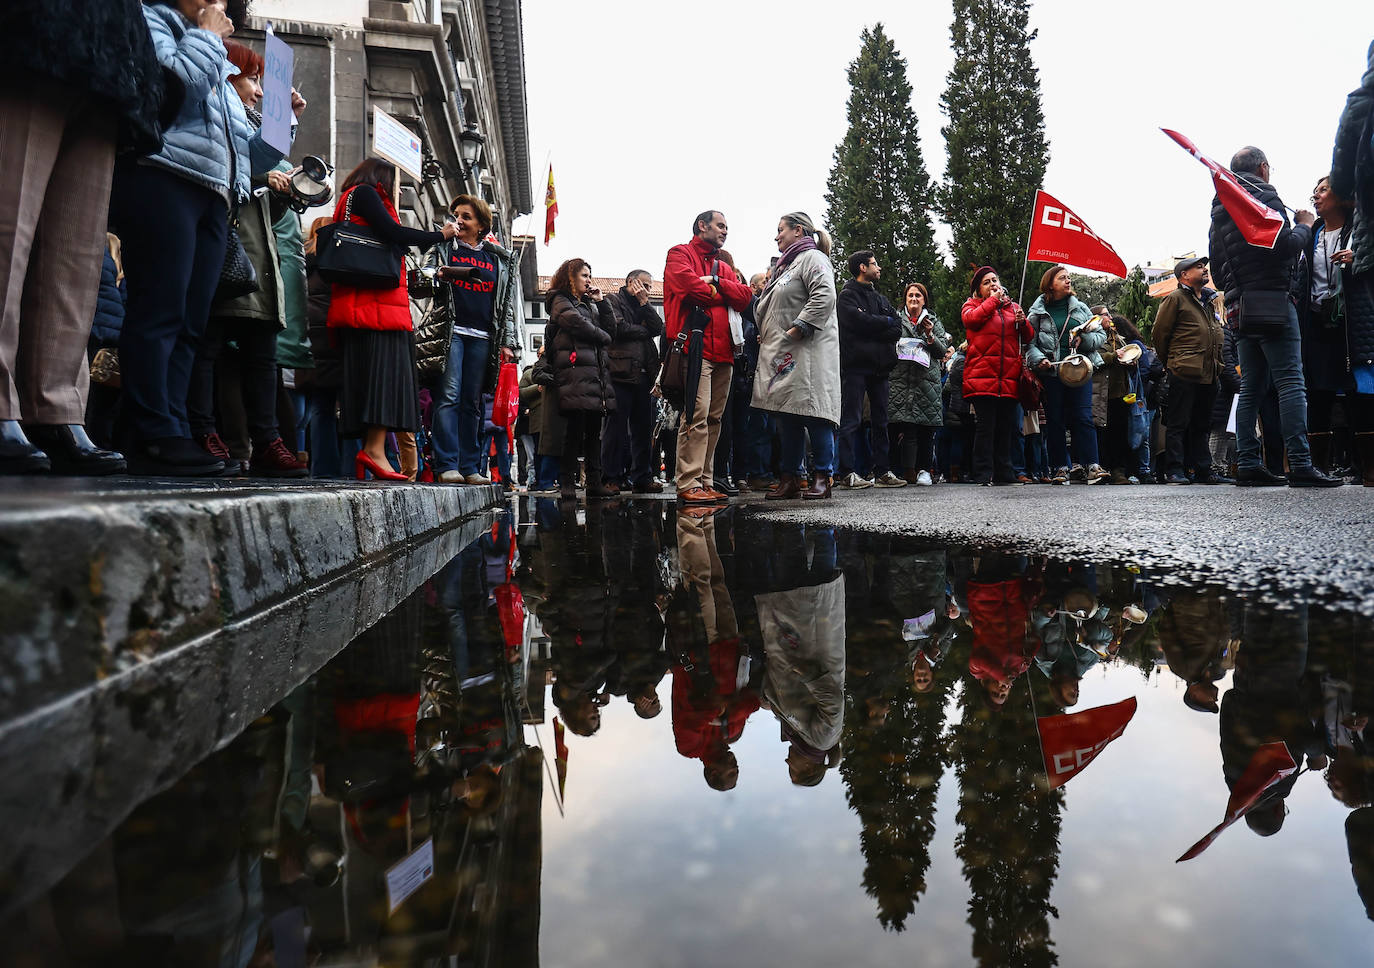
[4,499,1371,967]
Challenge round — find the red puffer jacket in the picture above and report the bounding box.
[326,186,412,332]
[966,578,1038,684]
[664,236,754,364]
[961,295,1033,399]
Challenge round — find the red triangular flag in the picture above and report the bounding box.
[1037,696,1137,789]
[1027,190,1129,278]
[1177,741,1297,862]
[553,715,568,802]
[1161,129,1285,249]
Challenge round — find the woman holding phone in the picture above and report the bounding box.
[960,266,1033,486]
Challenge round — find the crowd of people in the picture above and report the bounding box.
[2,6,1372,502]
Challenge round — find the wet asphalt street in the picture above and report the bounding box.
[746,482,1374,612]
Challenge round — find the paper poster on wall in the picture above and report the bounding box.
[260,26,294,155]
[373,106,424,180]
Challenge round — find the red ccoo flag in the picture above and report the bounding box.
[1161,128,1285,250]
[544,165,558,245]
[1027,190,1128,278]
[1037,695,1137,789]
[553,715,568,802]
[1177,741,1298,862]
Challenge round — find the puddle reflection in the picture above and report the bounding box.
[4,499,1372,967]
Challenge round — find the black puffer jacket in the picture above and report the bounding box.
[304,256,341,389]
[1331,40,1374,278]
[837,280,902,373]
[1208,170,1312,301]
[547,291,617,414]
[606,288,664,385]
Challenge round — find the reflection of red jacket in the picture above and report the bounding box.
[961,295,1034,398]
[672,638,760,761]
[967,579,1038,683]
[664,236,754,364]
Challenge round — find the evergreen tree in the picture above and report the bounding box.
[940,0,1050,287]
[826,24,942,304]
[1116,266,1158,339]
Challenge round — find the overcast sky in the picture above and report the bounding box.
[519,0,1374,285]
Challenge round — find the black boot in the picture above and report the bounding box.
[1307,432,1332,474]
[25,424,126,475]
[559,455,579,500]
[1356,433,1374,487]
[0,420,50,474]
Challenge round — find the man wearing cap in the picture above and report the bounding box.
[1209,146,1340,486]
[1152,257,1230,484]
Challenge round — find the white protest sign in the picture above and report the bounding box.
[260,26,294,155]
[384,838,434,915]
[373,106,424,180]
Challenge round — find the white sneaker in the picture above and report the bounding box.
[464,472,492,485]
[916,470,933,486]
[438,470,465,483]
[874,471,907,488]
[1085,463,1110,484]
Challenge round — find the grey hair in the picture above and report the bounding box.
[781,211,833,256]
[1230,146,1268,176]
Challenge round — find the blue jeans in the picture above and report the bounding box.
[1236,305,1311,471]
[1041,372,1098,469]
[431,333,489,475]
[776,412,836,476]
[482,428,511,482]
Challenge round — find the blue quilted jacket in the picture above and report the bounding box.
[142,5,284,203]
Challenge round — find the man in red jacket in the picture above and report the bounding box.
[664,211,755,504]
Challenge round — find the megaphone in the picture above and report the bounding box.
[287,155,334,214]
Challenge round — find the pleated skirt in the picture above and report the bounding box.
[338,328,419,437]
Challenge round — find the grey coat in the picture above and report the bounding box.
[889,311,949,426]
[751,248,841,423]
[758,573,846,751]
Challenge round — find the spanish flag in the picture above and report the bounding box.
[544,165,558,245]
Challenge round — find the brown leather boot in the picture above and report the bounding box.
[803,473,832,500]
[765,472,800,500]
[1356,433,1374,487]
[901,469,921,485]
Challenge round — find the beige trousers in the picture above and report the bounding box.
[675,513,738,645]
[674,357,732,492]
[0,90,116,423]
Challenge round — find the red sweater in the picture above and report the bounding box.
[961,295,1034,399]
[663,236,754,364]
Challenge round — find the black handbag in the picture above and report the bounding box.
[215,220,259,302]
[1237,289,1292,335]
[314,188,404,289]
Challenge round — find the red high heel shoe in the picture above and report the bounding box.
[355,451,408,481]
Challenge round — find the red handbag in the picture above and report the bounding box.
[491,361,519,427]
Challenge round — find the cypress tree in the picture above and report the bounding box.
[940,0,1050,294]
[825,24,942,304]
[1116,266,1158,339]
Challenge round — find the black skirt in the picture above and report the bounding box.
[339,328,419,437]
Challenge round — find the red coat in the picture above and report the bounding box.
[671,638,760,761]
[966,578,1038,683]
[326,186,413,332]
[664,236,754,364]
[960,295,1033,399]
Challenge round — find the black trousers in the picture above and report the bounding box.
[601,379,654,485]
[1164,377,1218,476]
[112,163,228,441]
[562,409,602,484]
[188,315,281,444]
[837,369,890,474]
[889,421,936,473]
[969,396,1018,484]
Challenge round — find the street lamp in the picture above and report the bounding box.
[458,122,486,183]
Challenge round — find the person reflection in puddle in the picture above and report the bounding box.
[1157,588,1232,715]
[757,525,846,785]
[965,554,1040,709]
[1031,584,1109,709]
[669,510,760,791]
